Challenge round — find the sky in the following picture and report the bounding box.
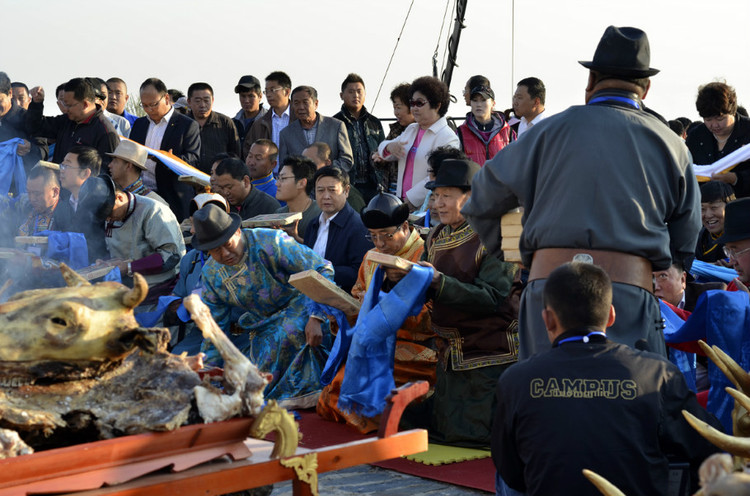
[3,0,750,122]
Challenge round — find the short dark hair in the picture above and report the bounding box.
[88,77,107,100]
[696,82,737,118]
[68,145,102,176]
[466,75,491,90]
[409,76,450,117]
[341,73,365,92]
[64,78,96,103]
[251,138,278,162]
[291,85,318,101]
[390,83,411,106]
[168,89,185,102]
[738,106,748,117]
[700,180,735,204]
[27,164,60,188]
[140,78,168,95]
[282,156,317,195]
[214,157,249,181]
[56,83,66,96]
[106,77,127,91]
[543,262,612,330]
[668,119,684,137]
[676,117,692,129]
[0,72,10,95]
[266,71,292,89]
[427,146,467,176]
[590,71,649,92]
[313,165,349,189]
[11,82,28,93]
[517,77,546,105]
[188,82,213,99]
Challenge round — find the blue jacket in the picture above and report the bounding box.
[303,202,371,292]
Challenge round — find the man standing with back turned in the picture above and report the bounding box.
[462,26,700,359]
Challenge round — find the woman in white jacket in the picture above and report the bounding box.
[377,76,459,209]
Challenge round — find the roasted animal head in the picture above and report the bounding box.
[0,264,166,384]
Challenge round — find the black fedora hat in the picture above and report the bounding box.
[426,159,481,190]
[716,198,750,244]
[361,191,409,229]
[192,203,242,251]
[579,26,660,78]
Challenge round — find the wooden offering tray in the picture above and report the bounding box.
[242,212,303,228]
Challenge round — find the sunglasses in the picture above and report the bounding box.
[409,99,428,108]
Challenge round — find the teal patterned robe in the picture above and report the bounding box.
[201,228,334,406]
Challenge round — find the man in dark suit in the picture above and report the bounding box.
[278,86,353,172]
[303,166,371,292]
[129,78,200,221]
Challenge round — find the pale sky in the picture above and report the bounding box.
[4,0,749,122]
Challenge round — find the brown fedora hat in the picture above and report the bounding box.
[191,203,242,251]
[579,26,660,78]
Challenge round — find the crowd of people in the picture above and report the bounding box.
[2,22,750,496]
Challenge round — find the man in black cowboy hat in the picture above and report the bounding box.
[717,197,750,292]
[401,158,520,448]
[463,26,701,360]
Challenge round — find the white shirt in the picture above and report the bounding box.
[518,110,546,137]
[143,106,175,190]
[103,109,131,138]
[271,106,291,149]
[69,192,79,213]
[312,211,339,258]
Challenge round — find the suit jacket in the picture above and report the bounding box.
[279,113,353,171]
[130,112,201,222]
[684,281,727,312]
[303,202,371,293]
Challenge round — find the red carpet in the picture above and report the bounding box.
[295,409,495,493]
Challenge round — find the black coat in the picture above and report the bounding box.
[687,114,750,198]
[130,112,201,222]
[303,202,371,293]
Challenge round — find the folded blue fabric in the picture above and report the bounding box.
[136,295,181,327]
[103,266,122,283]
[690,259,738,283]
[0,138,27,196]
[39,230,88,269]
[660,301,696,392]
[337,264,433,417]
[664,290,750,432]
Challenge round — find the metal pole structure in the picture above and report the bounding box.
[440,0,468,90]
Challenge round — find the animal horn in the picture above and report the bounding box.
[122,272,148,308]
[727,387,750,414]
[60,263,91,287]
[682,410,750,457]
[582,469,626,496]
[699,341,741,390]
[713,345,750,393]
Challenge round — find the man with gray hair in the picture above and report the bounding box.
[278,85,353,171]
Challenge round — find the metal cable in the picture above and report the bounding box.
[373,0,416,111]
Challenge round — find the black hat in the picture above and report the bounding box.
[191,204,242,251]
[426,159,481,190]
[361,191,409,229]
[234,75,261,93]
[79,174,116,222]
[578,26,660,78]
[716,198,750,244]
[470,85,495,100]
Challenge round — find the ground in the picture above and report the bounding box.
[269,464,491,495]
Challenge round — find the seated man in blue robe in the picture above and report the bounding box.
[192,203,335,409]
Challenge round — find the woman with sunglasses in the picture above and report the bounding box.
[377,76,459,211]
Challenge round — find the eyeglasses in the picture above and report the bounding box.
[59,164,82,171]
[264,87,283,95]
[409,99,428,108]
[140,95,165,110]
[365,228,400,243]
[723,246,750,259]
[277,175,296,182]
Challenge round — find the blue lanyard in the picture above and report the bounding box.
[557,331,607,347]
[588,95,640,109]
